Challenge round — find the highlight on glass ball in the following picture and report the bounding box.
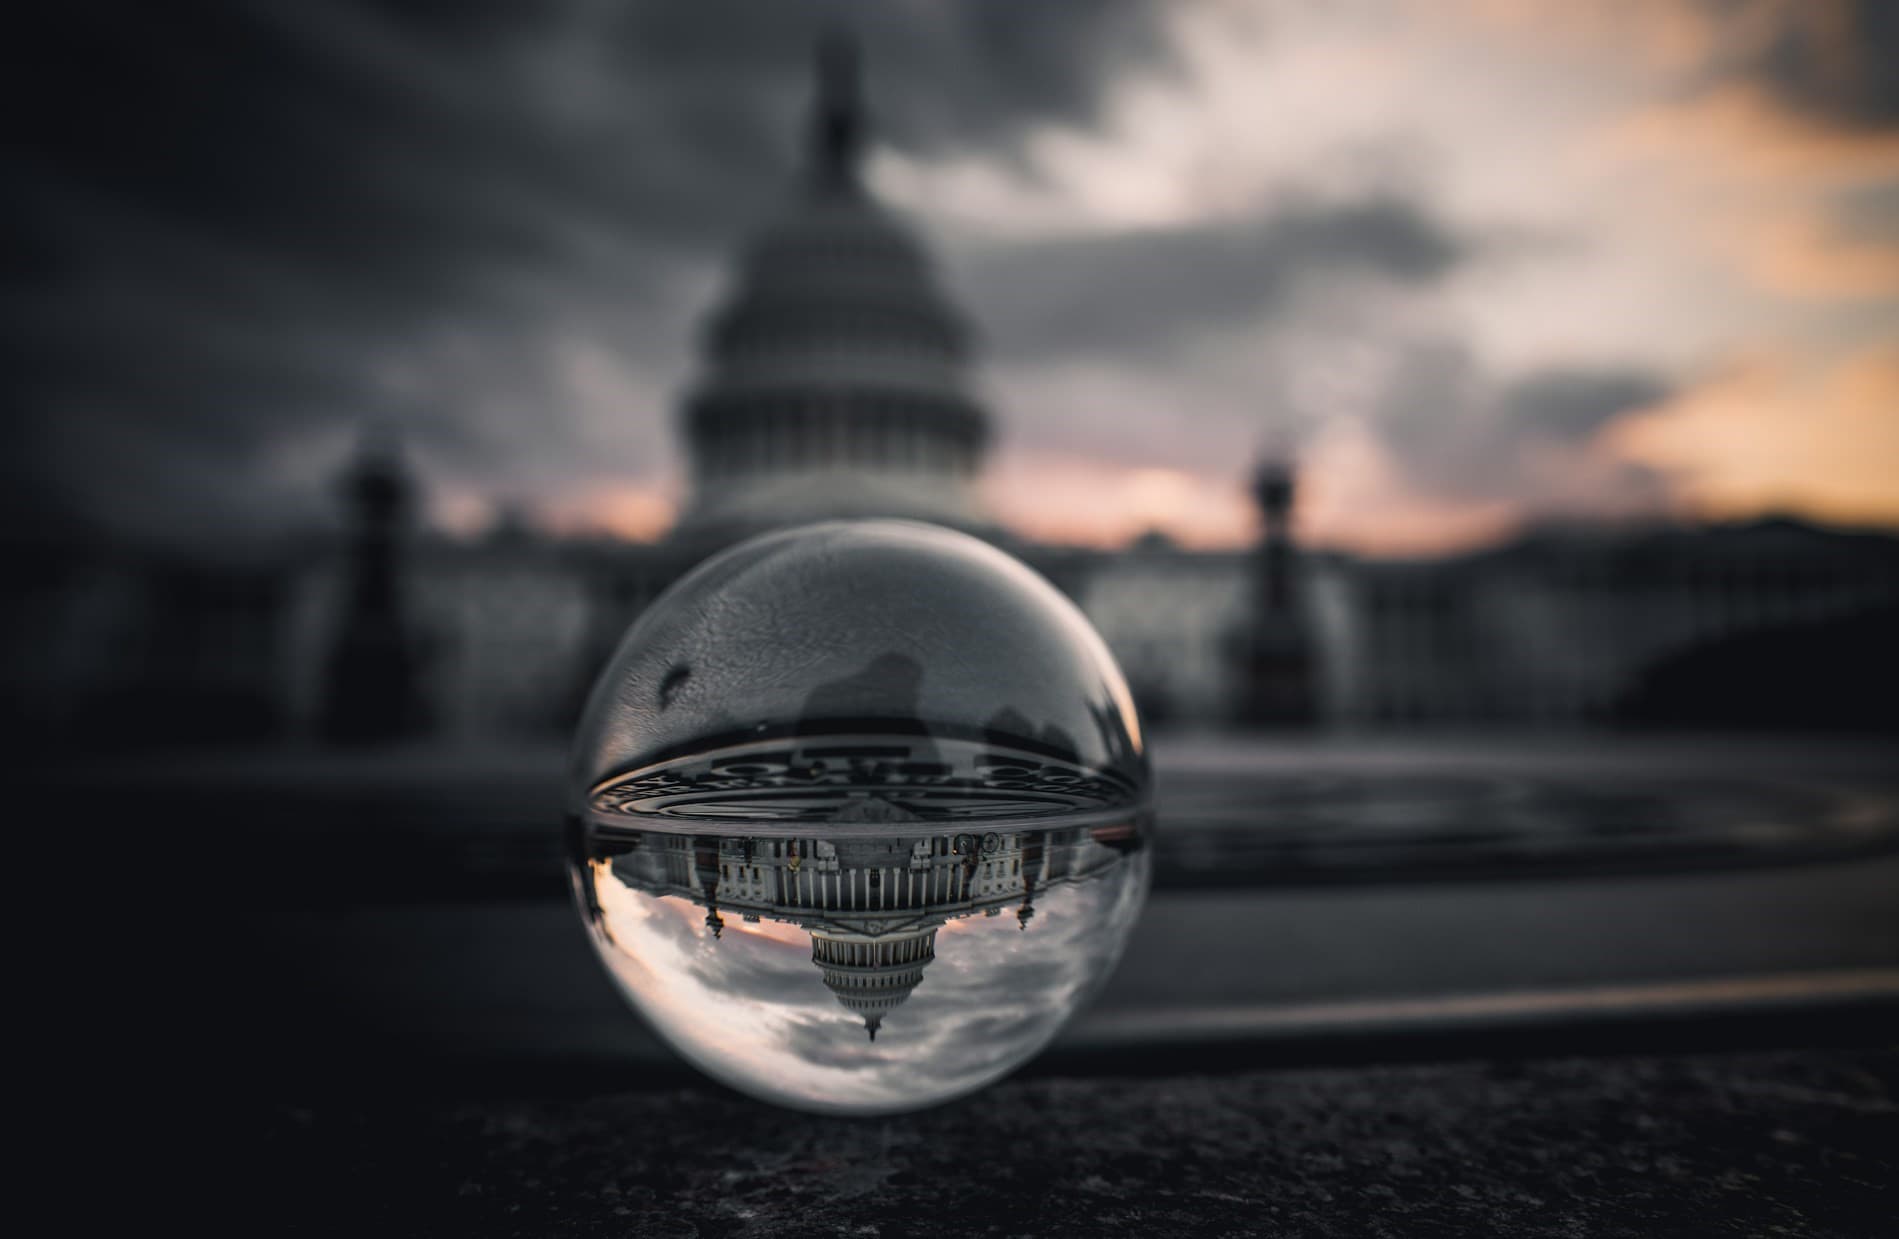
[568,519,1152,1115]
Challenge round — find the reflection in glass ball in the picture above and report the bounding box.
[576,822,1149,1114]
[568,520,1152,1114]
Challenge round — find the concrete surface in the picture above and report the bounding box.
[246,1047,1898,1237]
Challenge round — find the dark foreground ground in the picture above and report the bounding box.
[251,1048,1896,1237]
[53,734,1899,1235]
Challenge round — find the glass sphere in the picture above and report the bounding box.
[568,519,1151,1114]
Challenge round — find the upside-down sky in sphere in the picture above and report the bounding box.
[8,0,1897,558]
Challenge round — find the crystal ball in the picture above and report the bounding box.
[568,519,1152,1114]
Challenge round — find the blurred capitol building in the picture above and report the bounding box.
[13,39,1897,748]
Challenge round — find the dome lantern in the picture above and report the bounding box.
[809,29,866,195]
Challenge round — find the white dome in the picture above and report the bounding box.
[675,35,991,544]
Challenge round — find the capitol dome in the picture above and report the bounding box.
[811,927,938,1041]
[674,34,994,546]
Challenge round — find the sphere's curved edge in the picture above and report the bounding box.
[565,518,1154,1115]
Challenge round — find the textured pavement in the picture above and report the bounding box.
[248,1048,1898,1237]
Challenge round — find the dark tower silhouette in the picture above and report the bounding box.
[694,836,725,939]
[1256,459,1295,615]
[809,28,866,193]
[319,429,426,743]
[1232,454,1315,725]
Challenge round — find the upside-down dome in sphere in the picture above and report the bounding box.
[569,520,1152,1114]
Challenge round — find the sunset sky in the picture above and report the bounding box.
[11,0,1898,558]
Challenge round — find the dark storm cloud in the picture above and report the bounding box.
[1498,370,1671,441]
[16,0,1174,271]
[929,188,1480,488]
[963,194,1466,362]
[1700,0,1899,129]
[612,0,1176,158]
[6,0,1179,554]
[1370,344,1672,511]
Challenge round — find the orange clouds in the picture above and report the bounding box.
[980,432,1534,559]
[543,483,679,542]
[1607,344,1899,526]
[1568,4,1899,303]
[1603,82,1899,182]
[980,333,1898,554]
[1746,213,1899,300]
[1588,81,1899,303]
[979,456,1256,550]
[1462,0,1728,73]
